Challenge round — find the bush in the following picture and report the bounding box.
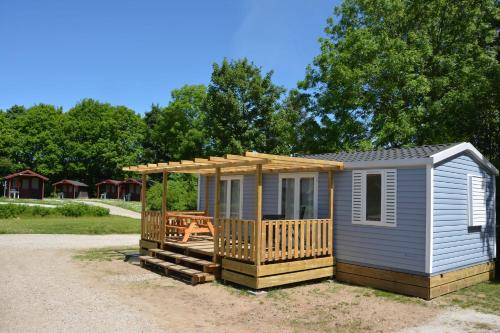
[0,203,109,219]
[146,174,198,211]
[55,203,109,217]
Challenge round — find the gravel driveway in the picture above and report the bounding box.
[79,201,141,219]
[0,234,166,333]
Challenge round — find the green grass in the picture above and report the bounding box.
[442,281,500,315]
[0,197,65,205]
[371,289,425,304]
[0,216,140,234]
[73,246,138,261]
[80,199,142,212]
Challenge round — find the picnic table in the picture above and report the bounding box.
[165,213,214,243]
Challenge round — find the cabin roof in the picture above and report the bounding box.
[305,143,460,162]
[95,179,121,186]
[121,178,141,185]
[53,179,88,187]
[3,169,49,181]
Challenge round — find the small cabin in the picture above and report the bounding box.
[119,178,142,201]
[2,170,48,199]
[53,179,89,199]
[95,179,121,199]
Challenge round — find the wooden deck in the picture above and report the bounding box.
[164,235,215,258]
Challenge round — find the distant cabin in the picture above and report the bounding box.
[53,179,89,199]
[120,178,142,201]
[95,179,121,199]
[2,170,48,199]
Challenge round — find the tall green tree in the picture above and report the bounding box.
[302,0,499,162]
[144,85,207,162]
[203,58,286,155]
[64,99,145,189]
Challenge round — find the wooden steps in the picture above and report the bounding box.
[139,255,215,285]
[149,248,219,273]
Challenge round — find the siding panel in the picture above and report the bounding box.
[432,153,496,274]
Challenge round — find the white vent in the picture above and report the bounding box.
[352,171,363,224]
[469,175,487,227]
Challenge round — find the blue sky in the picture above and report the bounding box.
[0,0,339,114]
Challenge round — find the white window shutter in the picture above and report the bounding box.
[352,171,364,224]
[469,176,487,227]
[384,169,397,224]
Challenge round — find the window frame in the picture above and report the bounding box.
[220,175,244,219]
[277,172,319,220]
[353,169,396,227]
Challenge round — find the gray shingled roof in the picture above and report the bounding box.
[305,143,460,163]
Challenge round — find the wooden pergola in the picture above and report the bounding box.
[124,152,344,288]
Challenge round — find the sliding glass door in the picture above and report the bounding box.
[219,177,243,219]
[279,174,317,219]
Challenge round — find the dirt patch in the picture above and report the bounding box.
[76,259,437,333]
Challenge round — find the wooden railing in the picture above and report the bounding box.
[215,218,333,264]
[142,210,209,242]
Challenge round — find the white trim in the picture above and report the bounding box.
[431,142,498,175]
[344,158,431,170]
[220,175,244,219]
[351,169,397,228]
[425,164,434,274]
[277,172,318,219]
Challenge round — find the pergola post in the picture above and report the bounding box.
[255,164,263,265]
[204,175,209,216]
[41,180,44,200]
[141,174,147,239]
[73,185,77,199]
[214,168,221,261]
[96,184,100,199]
[328,170,334,256]
[161,170,168,247]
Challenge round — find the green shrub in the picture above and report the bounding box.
[55,203,109,217]
[30,205,52,217]
[0,204,28,218]
[146,174,198,211]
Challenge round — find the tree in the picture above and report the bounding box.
[302,0,499,162]
[203,58,286,155]
[64,99,145,190]
[144,85,207,162]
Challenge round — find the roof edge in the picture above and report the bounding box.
[430,142,499,175]
[343,158,432,169]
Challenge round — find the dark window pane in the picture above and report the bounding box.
[281,178,295,219]
[299,178,314,219]
[366,174,381,221]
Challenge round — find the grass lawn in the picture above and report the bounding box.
[0,197,66,206]
[80,199,142,212]
[0,216,140,234]
[439,281,500,315]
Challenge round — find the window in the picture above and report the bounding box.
[352,169,397,226]
[468,175,487,227]
[32,178,39,190]
[219,176,243,219]
[22,178,30,189]
[278,173,318,219]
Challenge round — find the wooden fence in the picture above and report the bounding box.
[215,218,333,264]
[142,210,210,242]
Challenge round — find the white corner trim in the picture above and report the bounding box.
[425,164,434,274]
[431,142,499,175]
[277,172,319,219]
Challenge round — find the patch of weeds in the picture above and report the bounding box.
[442,281,500,315]
[266,288,289,300]
[212,281,251,297]
[468,322,497,332]
[372,289,425,304]
[73,247,138,262]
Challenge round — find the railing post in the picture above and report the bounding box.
[141,173,147,240]
[214,168,221,261]
[161,170,168,248]
[255,164,263,266]
[328,170,334,256]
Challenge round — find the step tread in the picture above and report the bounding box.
[150,249,219,268]
[141,255,214,281]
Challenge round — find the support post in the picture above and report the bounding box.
[41,180,45,200]
[214,168,221,261]
[73,185,77,199]
[97,185,99,199]
[328,170,334,256]
[255,164,263,266]
[161,170,168,247]
[141,174,147,239]
[204,175,209,216]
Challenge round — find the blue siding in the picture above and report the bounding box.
[334,169,427,274]
[432,153,496,274]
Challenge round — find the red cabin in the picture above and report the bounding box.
[119,178,142,201]
[53,179,89,199]
[95,179,121,199]
[2,170,48,199]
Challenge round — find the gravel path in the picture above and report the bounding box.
[0,234,166,333]
[79,201,141,219]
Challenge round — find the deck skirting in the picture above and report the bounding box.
[222,256,335,289]
[336,261,495,300]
